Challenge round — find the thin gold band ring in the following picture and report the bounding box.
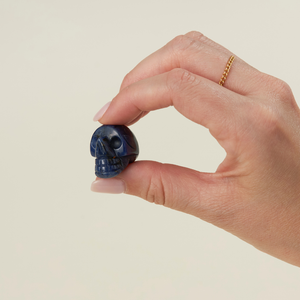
[219,55,235,86]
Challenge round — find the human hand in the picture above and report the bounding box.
[91,31,300,267]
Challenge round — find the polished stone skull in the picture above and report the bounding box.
[90,125,139,178]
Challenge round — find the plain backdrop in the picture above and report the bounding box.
[1,0,300,299]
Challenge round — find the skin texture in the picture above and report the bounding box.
[93,31,300,267]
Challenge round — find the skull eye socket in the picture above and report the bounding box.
[110,136,122,149]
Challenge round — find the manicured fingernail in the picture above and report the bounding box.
[93,101,111,122]
[90,178,125,194]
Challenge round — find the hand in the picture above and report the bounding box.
[91,31,300,267]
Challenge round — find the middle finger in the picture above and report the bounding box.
[120,32,263,96]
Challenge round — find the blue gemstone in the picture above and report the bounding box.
[90,125,139,178]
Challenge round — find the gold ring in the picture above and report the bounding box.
[219,55,235,86]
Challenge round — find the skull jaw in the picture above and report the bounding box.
[95,155,137,179]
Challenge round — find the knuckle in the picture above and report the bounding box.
[166,68,198,93]
[145,173,166,206]
[261,74,295,104]
[120,72,132,90]
[168,34,204,58]
[169,34,190,49]
[259,109,280,135]
[120,81,134,99]
[248,103,282,135]
[184,30,205,40]
[274,79,295,102]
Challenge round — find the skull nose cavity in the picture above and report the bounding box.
[96,139,116,157]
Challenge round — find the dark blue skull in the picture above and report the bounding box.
[90,125,139,178]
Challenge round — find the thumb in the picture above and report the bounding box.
[91,161,234,224]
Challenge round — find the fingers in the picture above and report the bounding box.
[91,160,235,226]
[100,68,244,143]
[120,31,263,95]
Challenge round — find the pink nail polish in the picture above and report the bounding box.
[93,101,111,122]
[90,178,125,194]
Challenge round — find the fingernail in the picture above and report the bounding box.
[90,178,125,194]
[93,101,111,122]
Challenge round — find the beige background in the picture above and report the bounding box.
[1,0,300,299]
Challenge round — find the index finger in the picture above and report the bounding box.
[99,68,244,144]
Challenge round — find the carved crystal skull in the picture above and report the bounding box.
[90,125,139,178]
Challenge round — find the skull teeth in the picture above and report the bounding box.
[95,158,123,173]
[97,158,121,164]
[101,164,122,171]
